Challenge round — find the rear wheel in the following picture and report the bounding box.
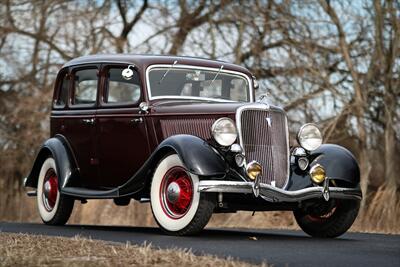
[37,157,74,225]
[294,199,360,238]
[150,154,215,235]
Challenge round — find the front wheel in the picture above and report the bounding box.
[37,157,74,225]
[294,199,360,238]
[150,154,215,235]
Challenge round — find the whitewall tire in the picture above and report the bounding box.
[37,157,74,225]
[150,154,215,235]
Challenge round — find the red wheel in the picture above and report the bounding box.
[42,169,59,212]
[150,154,215,235]
[37,157,74,225]
[159,166,193,219]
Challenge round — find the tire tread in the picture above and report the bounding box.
[294,200,360,238]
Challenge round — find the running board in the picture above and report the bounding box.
[61,187,119,199]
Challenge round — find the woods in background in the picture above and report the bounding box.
[0,0,399,232]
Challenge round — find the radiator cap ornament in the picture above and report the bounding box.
[257,94,270,108]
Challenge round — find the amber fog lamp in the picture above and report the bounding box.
[309,164,326,184]
[246,161,262,180]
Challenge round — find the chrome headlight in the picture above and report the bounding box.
[297,123,322,151]
[211,118,237,147]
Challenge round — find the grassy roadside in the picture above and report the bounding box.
[0,233,266,267]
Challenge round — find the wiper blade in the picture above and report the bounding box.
[209,65,224,90]
[158,60,178,84]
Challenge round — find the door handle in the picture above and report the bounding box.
[131,117,143,124]
[82,118,95,125]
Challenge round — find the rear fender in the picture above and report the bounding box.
[24,135,79,190]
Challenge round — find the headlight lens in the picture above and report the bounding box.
[211,118,237,146]
[297,123,322,151]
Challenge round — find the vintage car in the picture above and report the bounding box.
[24,54,362,237]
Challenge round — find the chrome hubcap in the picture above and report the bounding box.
[167,182,181,203]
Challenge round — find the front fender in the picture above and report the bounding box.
[118,134,227,197]
[287,144,360,191]
[159,134,227,176]
[24,135,79,189]
[310,144,360,185]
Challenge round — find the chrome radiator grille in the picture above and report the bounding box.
[238,108,289,188]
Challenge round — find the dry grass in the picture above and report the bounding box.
[0,233,265,267]
[356,187,400,234]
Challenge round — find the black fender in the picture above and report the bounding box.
[24,135,79,190]
[119,134,227,196]
[310,144,360,185]
[158,134,227,176]
[287,144,360,191]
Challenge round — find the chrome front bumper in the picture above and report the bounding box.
[198,181,362,203]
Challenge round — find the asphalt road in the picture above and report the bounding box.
[0,222,399,266]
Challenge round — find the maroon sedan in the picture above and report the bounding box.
[24,55,362,236]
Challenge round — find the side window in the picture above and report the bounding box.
[73,68,98,105]
[55,72,69,107]
[105,67,140,104]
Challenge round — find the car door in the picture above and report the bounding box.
[62,65,100,187]
[96,64,150,188]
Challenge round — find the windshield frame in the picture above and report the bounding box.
[145,64,254,103]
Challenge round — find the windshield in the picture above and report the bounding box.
[147,66,250,102]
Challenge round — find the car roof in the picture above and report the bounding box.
[62,54,252,76]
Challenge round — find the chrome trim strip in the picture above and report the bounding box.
[235,104,290,189]
[198,180,362,202]
[145,64,254,103]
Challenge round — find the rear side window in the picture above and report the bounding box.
[105,67,140,104]
[73,68,98,105]
[55,72,69,107]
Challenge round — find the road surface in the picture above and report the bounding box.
[0,222,399,266]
